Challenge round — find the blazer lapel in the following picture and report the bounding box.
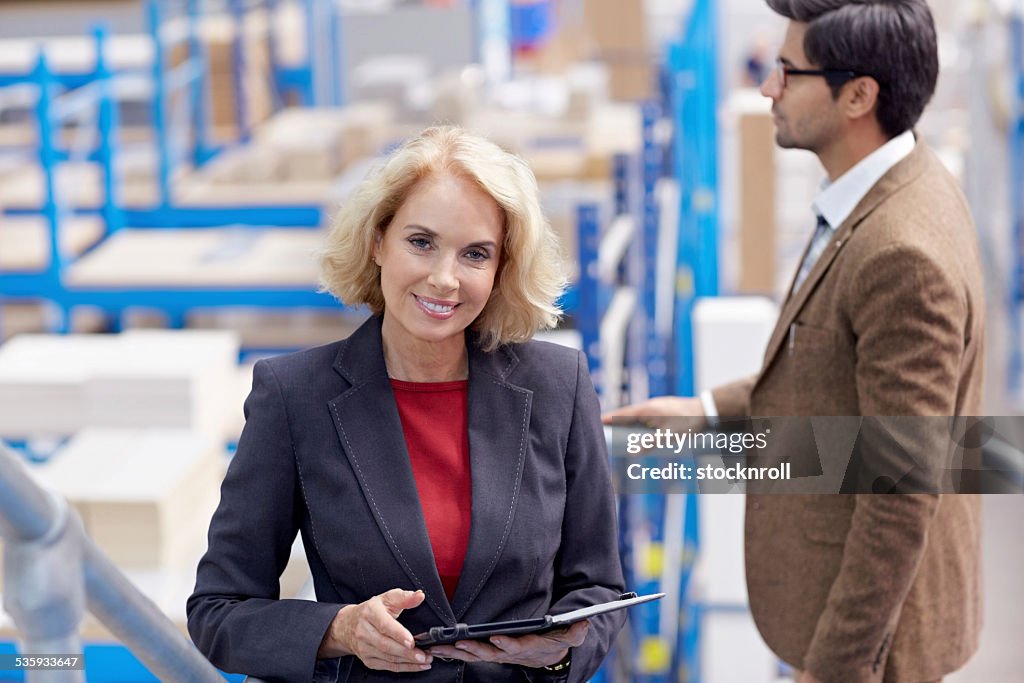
[760,221,852,366]
[450,340,532,620]
[759,137,932,372]
[327,317,454,625]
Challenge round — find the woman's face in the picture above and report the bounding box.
[374,172,504,347]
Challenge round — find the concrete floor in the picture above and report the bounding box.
[946,495,1024,682]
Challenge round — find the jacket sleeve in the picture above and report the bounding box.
[187,360,343,682]
[541,351,626,683]
[803,244,967,679]
[711,375,756,417]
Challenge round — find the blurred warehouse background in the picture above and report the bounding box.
[0,0,1022,681]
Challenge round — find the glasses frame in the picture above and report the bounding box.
[774,58,861,89]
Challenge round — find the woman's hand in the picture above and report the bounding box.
[318,588,433,672]
[428,620,588,668]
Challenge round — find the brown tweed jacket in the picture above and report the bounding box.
[711,137,985,682]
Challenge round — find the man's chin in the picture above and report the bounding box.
[774,133,797,149]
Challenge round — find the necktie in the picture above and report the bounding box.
[793,214,833,292]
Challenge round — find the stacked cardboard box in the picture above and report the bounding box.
[0,329,240,439]
[63,227,324,290]
[734,94,777,294]
[186,103,396,203]
[170,12,273,144]
[28,428,224,569]
[583,0,653,101]
[0,214,105,272]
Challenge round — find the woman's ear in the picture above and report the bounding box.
[372,231,383,266]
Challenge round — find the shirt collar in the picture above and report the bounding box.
[812,129,916,229]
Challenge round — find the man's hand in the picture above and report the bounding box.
[318,588,432,672]
[428,620,588,668]
[601,396,707,430]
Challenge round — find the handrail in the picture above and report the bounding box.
[0,441,223,682]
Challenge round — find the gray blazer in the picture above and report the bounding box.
[187,316,625,682]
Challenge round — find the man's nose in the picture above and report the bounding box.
[760,68,781,99]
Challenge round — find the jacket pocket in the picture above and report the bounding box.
[788,321,840,356]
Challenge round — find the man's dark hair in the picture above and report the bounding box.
[766,0,938,138]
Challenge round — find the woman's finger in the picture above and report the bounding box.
[453,639,504,662]
[363,655,432,673]
[541,620,588,647]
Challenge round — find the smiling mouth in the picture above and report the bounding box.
[414,295,458,315]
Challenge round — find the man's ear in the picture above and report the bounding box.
[842,76,881,121]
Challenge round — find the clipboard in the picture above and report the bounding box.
[413,592,664,647]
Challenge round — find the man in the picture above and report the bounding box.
[605,1,984,681]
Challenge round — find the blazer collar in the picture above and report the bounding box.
[760,135,933,371]
[328,316,530,624]
[331,315,520,385]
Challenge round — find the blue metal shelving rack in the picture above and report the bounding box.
[0,23,340,333]
[0,27,123,324]
[125,0,324,228]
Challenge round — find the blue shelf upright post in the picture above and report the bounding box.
[667,0,720,398]
[662,1,721,681]
[1011,14,1024,400]
[641,101,670,398]
[147,0,174,212]
[94,25,123,241]
[34,52,66,333]
[187,0,217,167]
[576,202,602,391]
[228,0,252,144]
[325,0,346,105]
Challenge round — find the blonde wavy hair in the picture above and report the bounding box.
[319,125,567,351]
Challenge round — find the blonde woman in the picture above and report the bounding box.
[188,126,625,682]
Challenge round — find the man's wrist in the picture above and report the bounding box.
[699,390,719,428]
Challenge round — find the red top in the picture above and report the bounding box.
[390,378,472,600]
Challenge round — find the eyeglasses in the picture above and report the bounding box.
[772,58,861,89]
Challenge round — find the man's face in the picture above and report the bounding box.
[759,21,845,153]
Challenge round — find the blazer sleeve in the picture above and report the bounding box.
[187,360,343,682]
[542,351,626,683]
[803,244,966,678]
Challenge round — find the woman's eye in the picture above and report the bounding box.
[465,249,489,262]
[409,237,431,249]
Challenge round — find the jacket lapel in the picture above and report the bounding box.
[450,339,532,620]
[758,137,932,373]
[327,317,454,625]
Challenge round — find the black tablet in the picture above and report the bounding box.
[413,592,664,647]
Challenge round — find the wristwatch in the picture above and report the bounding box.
[521,650,572,682]
[538,650,571,681]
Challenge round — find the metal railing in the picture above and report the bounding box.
[0,441,222,682]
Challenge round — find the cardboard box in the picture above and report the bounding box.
[29,429,225,569]
[737,108,777,294]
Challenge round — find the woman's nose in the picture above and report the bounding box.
[428,255,459,292]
